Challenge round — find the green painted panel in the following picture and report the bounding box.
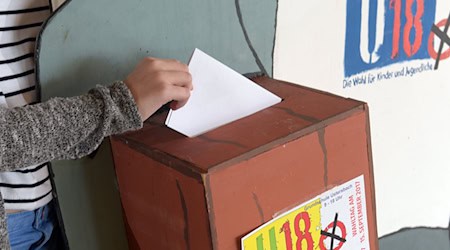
[379,227,449,250]
[39,0,277,100]
[50,142,128,250]
[37,0,277,249]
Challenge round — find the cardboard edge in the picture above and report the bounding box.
[110,136,206,180]
[204,174,219,249]
[253,76,366,106]
[363,103,380,250]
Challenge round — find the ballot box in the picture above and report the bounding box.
[110,76,378,250]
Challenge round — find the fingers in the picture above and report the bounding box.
[169,101,179,110]
[144,57,189,73]
[126,56,193,119]
[167,84,191,110]
[152,70,193,110]
[156,71,193,90]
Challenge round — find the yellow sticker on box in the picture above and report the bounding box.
[241,175,370,250]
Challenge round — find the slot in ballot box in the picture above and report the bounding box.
[110,76,378,250]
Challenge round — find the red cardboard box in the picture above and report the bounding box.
[110,76,378,249]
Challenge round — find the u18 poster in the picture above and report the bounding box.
[274,0,450,236]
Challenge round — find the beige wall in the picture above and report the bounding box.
[274,0,450,236]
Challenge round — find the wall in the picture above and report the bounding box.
[274,0,450,241]
[37,0,449,249]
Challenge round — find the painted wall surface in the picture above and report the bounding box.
[274,0,450,237]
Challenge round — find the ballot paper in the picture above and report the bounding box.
[165,48,282,137]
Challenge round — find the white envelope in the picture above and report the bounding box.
[165,48,282,137]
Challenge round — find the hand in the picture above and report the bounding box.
[124,57,193,121]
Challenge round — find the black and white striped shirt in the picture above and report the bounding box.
[0,0,53,210]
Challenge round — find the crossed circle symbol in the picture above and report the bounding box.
[319,218,347,250]
[429,12,450,69]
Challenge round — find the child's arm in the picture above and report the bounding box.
[0,57,192,170]
[0,81,140,170]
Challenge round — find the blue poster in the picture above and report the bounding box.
[344,0,436,77]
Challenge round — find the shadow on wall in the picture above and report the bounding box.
[379,225,450,250]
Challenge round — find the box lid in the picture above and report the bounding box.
[112,76,365,174]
